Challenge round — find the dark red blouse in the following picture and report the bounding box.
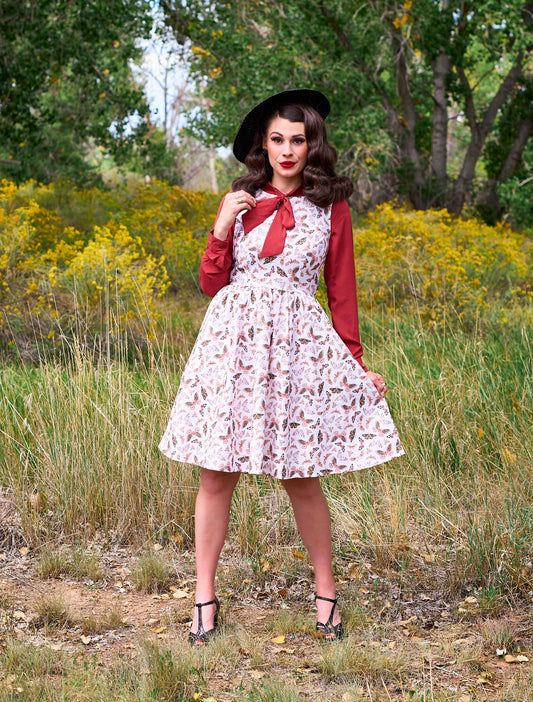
[199,194,367,371]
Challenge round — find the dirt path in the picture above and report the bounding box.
[2,540,532,701]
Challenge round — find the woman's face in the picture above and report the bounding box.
[263,116,308,192]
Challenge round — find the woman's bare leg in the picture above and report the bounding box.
[191,468,240,633]
[281,477,341,627]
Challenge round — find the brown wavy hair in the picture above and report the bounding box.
[232,103,353,208]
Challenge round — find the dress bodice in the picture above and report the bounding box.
[229,191,331,297]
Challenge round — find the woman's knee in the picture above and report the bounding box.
[199,468,240,497]
[281,477,323,501]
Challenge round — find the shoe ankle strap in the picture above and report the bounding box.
[194,598,217,608]
[315,594,338,605]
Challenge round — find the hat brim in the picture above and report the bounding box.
[232,89,330,163]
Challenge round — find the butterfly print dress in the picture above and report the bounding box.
[159,185,404,478]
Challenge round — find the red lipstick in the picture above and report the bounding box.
[280,161,296,168]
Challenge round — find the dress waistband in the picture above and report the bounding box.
[228,277,318,298]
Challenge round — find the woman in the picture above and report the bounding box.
[159,89,404,645]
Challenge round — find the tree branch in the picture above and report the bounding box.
[317,1,402,135]
[449,51,527,213]
[456,64,478,136]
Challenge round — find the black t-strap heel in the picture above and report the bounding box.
[188,597,220,646]
[315,594,344,641]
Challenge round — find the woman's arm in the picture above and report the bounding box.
[199,226,234,297]
[199,190,256,297]
[324,201,389,398]
[324,199,367,371]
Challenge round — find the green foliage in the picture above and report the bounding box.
[0,0,154,183]
[498,172,533,231]
[162,0,533,214]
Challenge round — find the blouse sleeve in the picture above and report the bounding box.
[323,199,367,371]
[199,196,235,297]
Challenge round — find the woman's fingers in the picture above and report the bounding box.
[214,191,256,239]
[366,371,388,398]
[230,190,256,213]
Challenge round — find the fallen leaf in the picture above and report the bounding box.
[13,611,26,621]
[49,644,63,651]
[464,596,478,605]
[271,635,285,644]
[399,616,417,626]
[19,547,30,556]
[172,589,190,599]
[496,648,507,657]
[504,654,529,663]
[160,594,170,600]
[251,670,265,680]
[424,656,455,668]
[421,553,435,563]
[347,563,359,579]
[260,557,272,572]
[151,626,167,634]
[153,543,163,551]
[81,636,92,645]
[292,551,305,560]
[274,647,296,654]
[476,675,490,685]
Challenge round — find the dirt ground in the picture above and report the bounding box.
[1,493,532,701]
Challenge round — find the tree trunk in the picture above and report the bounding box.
[448,52,525,214]
[430,49,451,204]
[391,31,425,208]
[478,115,533,217]
[208,144,218,194]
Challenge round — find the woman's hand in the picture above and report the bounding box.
[366,371,388,399]
[213,190,256,240]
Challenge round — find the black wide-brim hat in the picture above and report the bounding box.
[232,89,330,163]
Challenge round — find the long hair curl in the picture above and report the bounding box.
[232,103,353,208]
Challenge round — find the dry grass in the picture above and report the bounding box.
[37,547,102,581]
[32,595,74,630]
[0,294,532,700]
[130,550,176,593]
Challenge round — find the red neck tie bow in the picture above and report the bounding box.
[241,183,303,258]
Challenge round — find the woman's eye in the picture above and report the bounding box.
[271,137,282,143]
[293,138,305,145]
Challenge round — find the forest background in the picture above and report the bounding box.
[0,2,532,701]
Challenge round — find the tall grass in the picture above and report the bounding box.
[0,296,532,598]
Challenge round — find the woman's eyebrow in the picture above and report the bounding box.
[269,130,305,137]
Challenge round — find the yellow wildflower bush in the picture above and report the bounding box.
[0,179,212,355]
[353,203,531,327]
